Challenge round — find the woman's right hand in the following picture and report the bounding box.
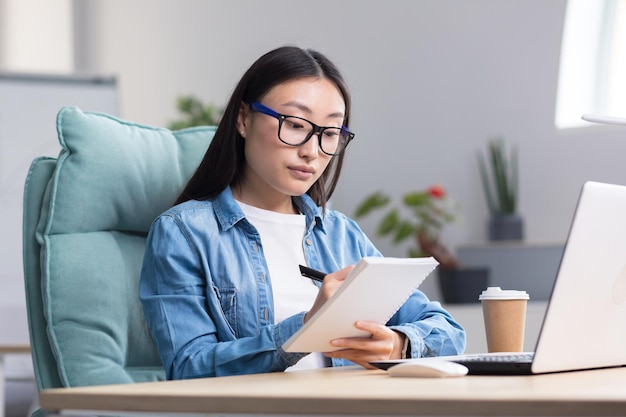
[304,265,354,324]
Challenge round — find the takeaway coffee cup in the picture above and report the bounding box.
[479,287,530,353]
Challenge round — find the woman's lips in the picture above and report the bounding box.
[289,165,316,180]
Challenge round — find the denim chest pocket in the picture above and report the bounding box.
[213,285,238,337]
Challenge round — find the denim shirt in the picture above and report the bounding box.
[139,187,466,380]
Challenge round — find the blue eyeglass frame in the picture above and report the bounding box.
[247,101,355,156]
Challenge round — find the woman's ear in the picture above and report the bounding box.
[236,103,249,138]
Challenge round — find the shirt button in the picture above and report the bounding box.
[261,273,266,283]
[305,239,312,246]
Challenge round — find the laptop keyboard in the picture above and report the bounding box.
[454,352,534,363]
[369,352,536,375]
[448,352,535,375]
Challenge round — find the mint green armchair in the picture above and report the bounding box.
[22,107,215,415]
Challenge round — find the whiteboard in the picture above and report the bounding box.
[0,72,118,308]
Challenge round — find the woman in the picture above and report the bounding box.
[140,46,465,380]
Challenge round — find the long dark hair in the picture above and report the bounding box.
[174,46,352,208]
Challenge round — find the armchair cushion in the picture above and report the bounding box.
[37,107,214,386]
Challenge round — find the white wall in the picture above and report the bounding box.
[5,0,626,296]
[0,0,73,72]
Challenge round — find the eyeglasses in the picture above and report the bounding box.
[248,102,355,156]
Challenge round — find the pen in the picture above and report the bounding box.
[299,265,327,283]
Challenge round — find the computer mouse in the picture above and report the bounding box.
[387,359,469,378]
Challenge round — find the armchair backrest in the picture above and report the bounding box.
[22,107,215,392]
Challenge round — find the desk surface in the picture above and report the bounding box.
[0,345,29,355]
[40,366,626,416]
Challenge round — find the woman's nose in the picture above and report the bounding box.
[298,133,321,158]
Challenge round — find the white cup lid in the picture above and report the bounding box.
[478,286,529,301]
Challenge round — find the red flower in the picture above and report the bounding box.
[427,185,446,199]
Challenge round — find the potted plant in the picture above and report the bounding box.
[168,95,223,130]
[354,185,488,303]
[477,137,523,241]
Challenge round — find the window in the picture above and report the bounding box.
[555,0,626,129]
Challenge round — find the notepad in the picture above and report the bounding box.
[282,256,439,353]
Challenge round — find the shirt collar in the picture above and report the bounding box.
[214,187,326,233]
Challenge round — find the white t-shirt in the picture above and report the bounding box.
[238,201,326,371]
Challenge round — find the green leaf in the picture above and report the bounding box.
[403,192,429,207]
[377,210,399,236]
[477,150,496,214]
[392,221,415,243]
[509,144,518,212]
[353,192,390,218]
[479,137,518,214]
[168,95,223,130]
[490,138,508,212]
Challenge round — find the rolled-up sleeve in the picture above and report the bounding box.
[388,290,466,358]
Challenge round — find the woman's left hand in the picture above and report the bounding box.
[323,321,406,369]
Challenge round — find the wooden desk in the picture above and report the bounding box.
[0,345,30,355]
[40,366,626,416]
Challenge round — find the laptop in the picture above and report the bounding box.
[372,181,626,375]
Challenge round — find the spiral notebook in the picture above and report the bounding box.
[282,256,438,353]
